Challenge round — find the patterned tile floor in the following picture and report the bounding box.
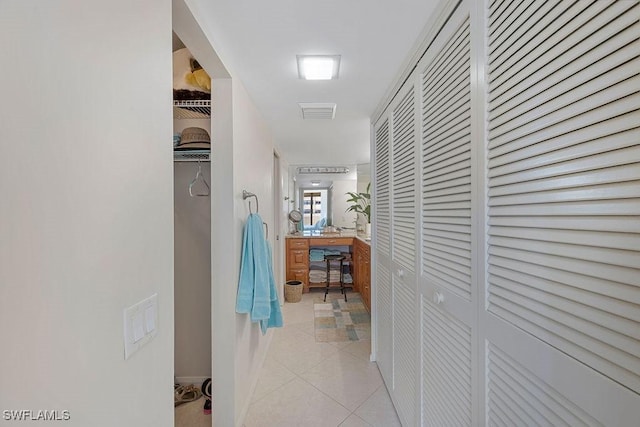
[314,294,371,342]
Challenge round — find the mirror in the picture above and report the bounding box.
[300,189,329,230]
[290,164,358,230]
[356,163,371,193]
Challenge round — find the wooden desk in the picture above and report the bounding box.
[286,234,371,311]
[353,237,371,311]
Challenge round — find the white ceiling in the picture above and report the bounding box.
[189,0,440,166]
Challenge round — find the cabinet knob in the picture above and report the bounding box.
[433,291,444,305]
[397,269,405,278]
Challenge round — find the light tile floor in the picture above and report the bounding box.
[244,290,401,427]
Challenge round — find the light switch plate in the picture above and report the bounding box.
[124,293,158,359]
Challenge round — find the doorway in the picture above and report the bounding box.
[273,151,284,303]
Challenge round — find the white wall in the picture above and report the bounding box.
[231,78,277,426]
[0,1,174,426]
[207,75,278,427]
[332,179,358,228]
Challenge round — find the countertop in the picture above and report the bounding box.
[286,230,371,245]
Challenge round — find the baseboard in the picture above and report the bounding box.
[237,330,275,427]
[175,376,210,386]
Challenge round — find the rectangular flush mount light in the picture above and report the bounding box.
[297,55,341,80]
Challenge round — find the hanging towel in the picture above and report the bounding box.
[260,240,283,334]
[236,213,261,315]
[236,213,283,334]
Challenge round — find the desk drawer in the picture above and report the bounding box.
[287,239,309,249]
[288,249,309,268]
[312,237,354,246]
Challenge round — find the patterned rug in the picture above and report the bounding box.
[314,293,371,342]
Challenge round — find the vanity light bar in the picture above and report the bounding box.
[297,167,350,174]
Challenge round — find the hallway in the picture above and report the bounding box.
[243,291,400,427]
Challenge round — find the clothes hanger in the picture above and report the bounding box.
[189,161,210,197]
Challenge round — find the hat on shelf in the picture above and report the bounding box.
[175,127,210,150]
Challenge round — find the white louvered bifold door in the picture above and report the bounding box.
[418,2,475,426]
[374,118,393,384]
[390,84,419,427]
[484,1,640,425]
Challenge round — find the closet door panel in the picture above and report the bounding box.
[487,343,602,427]
[485,1,640,424]
[376,256,393,383]
[422,297,472,427]
[375,119,391,256]
[419,3,474,425]
[392,87,417,273]
[390,84,419,426]
[374,117,393,385]
[392,272,417,425]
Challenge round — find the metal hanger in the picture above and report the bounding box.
[189,161,210,197]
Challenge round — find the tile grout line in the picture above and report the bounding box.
[303,293,379,418]
[294,373,353,426]
[248,376,297,406]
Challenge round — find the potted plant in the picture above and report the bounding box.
[346,182,371,236]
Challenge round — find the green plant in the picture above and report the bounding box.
[345,182,371,223]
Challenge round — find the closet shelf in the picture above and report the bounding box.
[173,100,211,119]
[174,150,211,162]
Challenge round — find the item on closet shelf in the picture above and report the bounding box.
[174,384,202,407]
[173,47,211,99]
[201,378,212,415]
[175,127,210,151]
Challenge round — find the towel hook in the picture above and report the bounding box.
[242,190,259,213]
[189,161,210,197]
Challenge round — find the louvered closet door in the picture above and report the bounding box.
[374,118,393,384]
[418,2,474,426]
[485,1,640,425]
[391,84,419,427]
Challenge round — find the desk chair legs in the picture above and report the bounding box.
[324,255,347,302]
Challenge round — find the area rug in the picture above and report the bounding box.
[314,294,370,342]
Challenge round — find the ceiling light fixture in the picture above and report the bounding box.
[297,55,341,80]
[311,181,321,186]
[297,166,350,174]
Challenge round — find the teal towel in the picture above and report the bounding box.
[236,214,269,319]
[236,214,256,314]
[236,213,283,334]
[260,241,283,334]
